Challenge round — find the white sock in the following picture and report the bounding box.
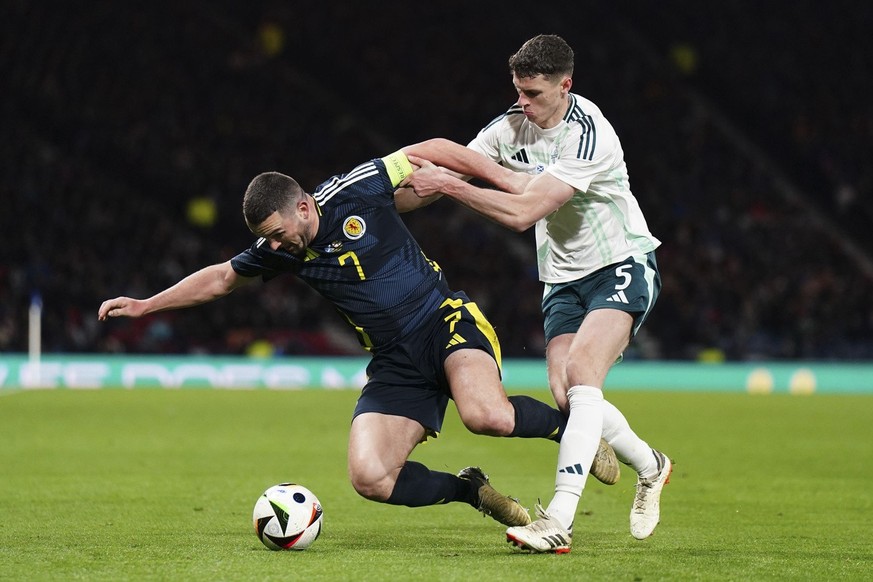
[601,399,658,479]
[546,385,603,530]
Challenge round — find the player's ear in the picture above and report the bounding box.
[561,76,572,95]
[297,197,310,218]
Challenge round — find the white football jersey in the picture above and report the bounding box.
[468,93,660,283]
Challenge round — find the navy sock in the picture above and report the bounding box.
[385,461,473,507]
[508,394,566,442]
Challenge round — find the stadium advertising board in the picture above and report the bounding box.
[0,355,871,393]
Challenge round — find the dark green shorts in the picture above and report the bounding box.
[353,290,502,434]
[542,252,661,343]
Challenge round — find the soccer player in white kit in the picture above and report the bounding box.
[404,34,673,553]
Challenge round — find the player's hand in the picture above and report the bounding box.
[98,297,147,321]
[402,156,450,198]
[404,154,434,172]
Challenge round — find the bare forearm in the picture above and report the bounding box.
[404,138,524,193]
[437,177,542,232]
[394,186,443,213]
[98,261,250,320]
[404,166,573,232]
[143,263,241,313]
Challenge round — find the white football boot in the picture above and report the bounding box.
[506,504,572,554]
[630,450,673,539]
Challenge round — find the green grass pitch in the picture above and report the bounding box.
[1,388,871,581]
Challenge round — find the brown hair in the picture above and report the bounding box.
[243,172,304,226]
[508,34,574,80]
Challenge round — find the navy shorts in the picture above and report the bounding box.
[353,291,502,435]
[542,252,661,343]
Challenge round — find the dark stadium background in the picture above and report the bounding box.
[2,1,871,361]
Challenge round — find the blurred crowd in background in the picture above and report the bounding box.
[2,1,872,361]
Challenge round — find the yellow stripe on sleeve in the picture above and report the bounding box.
[381,150,415,187]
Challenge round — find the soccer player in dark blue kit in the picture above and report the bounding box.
[98,140,618,529]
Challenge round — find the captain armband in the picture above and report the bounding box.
[381,150,415,187]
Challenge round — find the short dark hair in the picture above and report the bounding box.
[243,171,304,226]
[508,34,574,80]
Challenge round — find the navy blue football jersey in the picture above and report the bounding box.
[231,155,450,352]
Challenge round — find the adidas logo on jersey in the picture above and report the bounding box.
[606,290,629,304]
[445,333,466,348]
[510,148,530,164]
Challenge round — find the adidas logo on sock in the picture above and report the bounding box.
[558,463,586,475]
[605,290,629,304]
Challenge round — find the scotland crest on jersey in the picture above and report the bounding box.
[343,216,366,240]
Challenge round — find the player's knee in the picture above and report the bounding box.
[565,343,610,384]
[460,406,514,436]
[348,467,393,502]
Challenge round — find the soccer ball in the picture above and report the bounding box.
[253,483,324,551]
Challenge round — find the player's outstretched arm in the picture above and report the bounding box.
[403,138,531,194]
[404,158,575,232]
[97,261,254,321]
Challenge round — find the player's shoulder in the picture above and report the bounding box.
[480,103,526,132]
[564,94,603,125]
[312,158,388,207]
[568,93,604,114]
[564,94,620,141]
